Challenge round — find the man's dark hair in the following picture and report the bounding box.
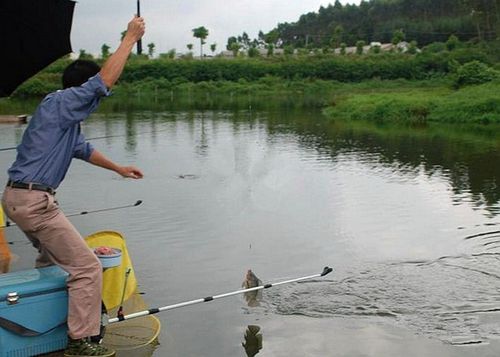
[62,60,101,89]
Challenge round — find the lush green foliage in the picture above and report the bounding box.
[118,50,488,84]
[264,0,499,48]
[8,38,500,125]
[453,60,499,87]
[324,79,500,124]
[10,38,498,100]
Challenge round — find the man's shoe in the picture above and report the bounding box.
[64,338,115,357]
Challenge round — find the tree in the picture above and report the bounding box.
[331,25,344,48]
[340,42,347,55]
[408,40,418,54]
[470,9,483,40]
[230,42,241,57]
[192,26,209,58]
[264,29,280,46]
[256,0,500,49]
[356,40,365,55]
[446,34,460,51]
[248,46,260,58]
[267,43,275,56]
[257,30,266,47]
[187,43,194,51]
[240,32,251,49]
[101,44,111,59]
[227,36,238,51]
[147,43,155,58]
[392,29,405,45]
[78,49,93,60]
[159,49,176,60]
[210,43,217,55]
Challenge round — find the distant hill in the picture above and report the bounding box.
[265,0,499,48]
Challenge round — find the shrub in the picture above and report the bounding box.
[454,61,498,88]
[370,45,381,54]
[446,35,460,51]
[356,41,365,55]
[392,29,405,45]
[12,74,60,98]
[284,45,295,56]
[408,41,418,55]
[340,43,347,55]
[248,47,260,58]
[423,42,446,53]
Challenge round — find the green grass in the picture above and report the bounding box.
[324,80,500,125]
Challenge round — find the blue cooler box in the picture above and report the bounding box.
[0,266,69,357]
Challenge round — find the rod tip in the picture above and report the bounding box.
[321,266,333,276]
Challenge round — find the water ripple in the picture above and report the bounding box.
[263,254,500,345]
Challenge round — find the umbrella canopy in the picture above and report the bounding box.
[0,0,75,97]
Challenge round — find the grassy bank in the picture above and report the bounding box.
[5,77,500,125]
[2,44,500,123]
[323,79,500,125]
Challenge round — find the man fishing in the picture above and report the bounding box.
[1,16,145,357]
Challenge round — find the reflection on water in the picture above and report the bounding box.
[242,325,263,357]
[1,109,500,355]
[45,109,499,216]
[284,117,500,216]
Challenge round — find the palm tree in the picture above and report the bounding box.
[192,26,209,58]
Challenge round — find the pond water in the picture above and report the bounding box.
[1,109,500,356]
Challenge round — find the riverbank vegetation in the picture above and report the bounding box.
[324,79,500,125]
[3,43,500,124]
[3,0,500,125]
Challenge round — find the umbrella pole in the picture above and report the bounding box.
[136,0,143,55]
[107,266,333,324]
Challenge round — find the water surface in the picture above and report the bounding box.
[1,109,499,356]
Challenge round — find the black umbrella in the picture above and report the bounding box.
[0,0,75,97]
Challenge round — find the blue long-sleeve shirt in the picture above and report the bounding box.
[8,74,110,189]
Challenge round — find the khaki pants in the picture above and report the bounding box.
[1,187,102,339]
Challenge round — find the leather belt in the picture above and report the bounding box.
[6,180,56,195]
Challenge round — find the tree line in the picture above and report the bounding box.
[226,0,500,50]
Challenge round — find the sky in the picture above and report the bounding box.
[72,0,360,57]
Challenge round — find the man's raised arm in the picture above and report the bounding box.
[100,16,145,89]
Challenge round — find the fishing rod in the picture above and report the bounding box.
[108,266,333,324]
[1,200,142,229]
[0,126,175,153]
[0,134,132,153]
[0,145,17,152]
